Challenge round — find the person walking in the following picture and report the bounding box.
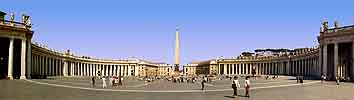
[244,76,251,98]
[201,76,206,90]
[102,77,107,88]
[92,77,95,87]
[232,76,240,97]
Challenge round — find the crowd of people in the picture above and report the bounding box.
[91,76,124,88]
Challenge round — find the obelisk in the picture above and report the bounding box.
[174,25,180,73]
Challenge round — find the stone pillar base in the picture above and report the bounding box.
[20,76,26,79]
[7,76,13,80]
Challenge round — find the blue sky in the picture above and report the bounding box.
[2,0,354,67]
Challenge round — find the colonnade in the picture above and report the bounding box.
[30,54,136,77]
[219,56,319,76]
[288,57,319,76]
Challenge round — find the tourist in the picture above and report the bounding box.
[232,76,240,97]
[109,77,113,86]
[118,76,123,86]
[244,76,251,98]
[320,75,324,83]
[92,77,95,87]
[201,76,206,90]
[112,78,115,87]
[102,77,107,88]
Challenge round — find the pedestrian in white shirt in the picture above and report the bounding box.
[102,77,107,88]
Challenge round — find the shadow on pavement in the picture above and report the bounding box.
[223,96,235,98]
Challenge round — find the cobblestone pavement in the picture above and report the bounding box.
[0,78,353,100]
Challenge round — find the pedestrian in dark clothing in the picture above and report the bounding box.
[232,76,240,97]
[92,77,95,87]
[201,77,206,90]
[245,76,251,98]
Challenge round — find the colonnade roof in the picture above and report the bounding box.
[185,47,319,67]
[323,24,354,34]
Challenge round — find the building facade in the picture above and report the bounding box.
[318,20,354,81]
[1,11,354,82]
[184,48,320,77]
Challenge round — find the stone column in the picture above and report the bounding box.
[300,60,303,75]
[305,59,307,75]
[54,59,57,76]
[238,64,241,75]
[89,64,92,76]
[7,38,14,79]
[313,58,316,75]
[275,63,278,75]
[113,65,116,76]
[262,63,264,75]
[43,57,46,76]
[294,61,297,75]
[39,56,42,75]
[76,62,78,76]
[93,64,95,76]
[20,39,27,79]
[79,63,82,76]
[286,61,290,75]
[26,41,31,78]
[334,43,338,79]
[323,44,328,77]
[63,60,68,77]
[270,62,275,75]
[231,64,234,75]
[128,65,131,76]
[105,65,109,76]
[218,64,220,74]
[57,60,60,76]
[71,62,74,76]
[92,64,94,76]
[223,64,227,75]
[126,65,129,76]
[118,65,121,76]
[352,41,354,81]
[289,61,292,75]
[264,63,267,75]
[87,64,90,76]
[54,59,56,76]
[107,65,110,76]
[49,59,52,76]
[53,59,56,76]
[80,63,83,76]
[83,63,87,76]
[122,65,125,76]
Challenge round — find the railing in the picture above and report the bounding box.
[0,20,31,29]
[324,25,354,33]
